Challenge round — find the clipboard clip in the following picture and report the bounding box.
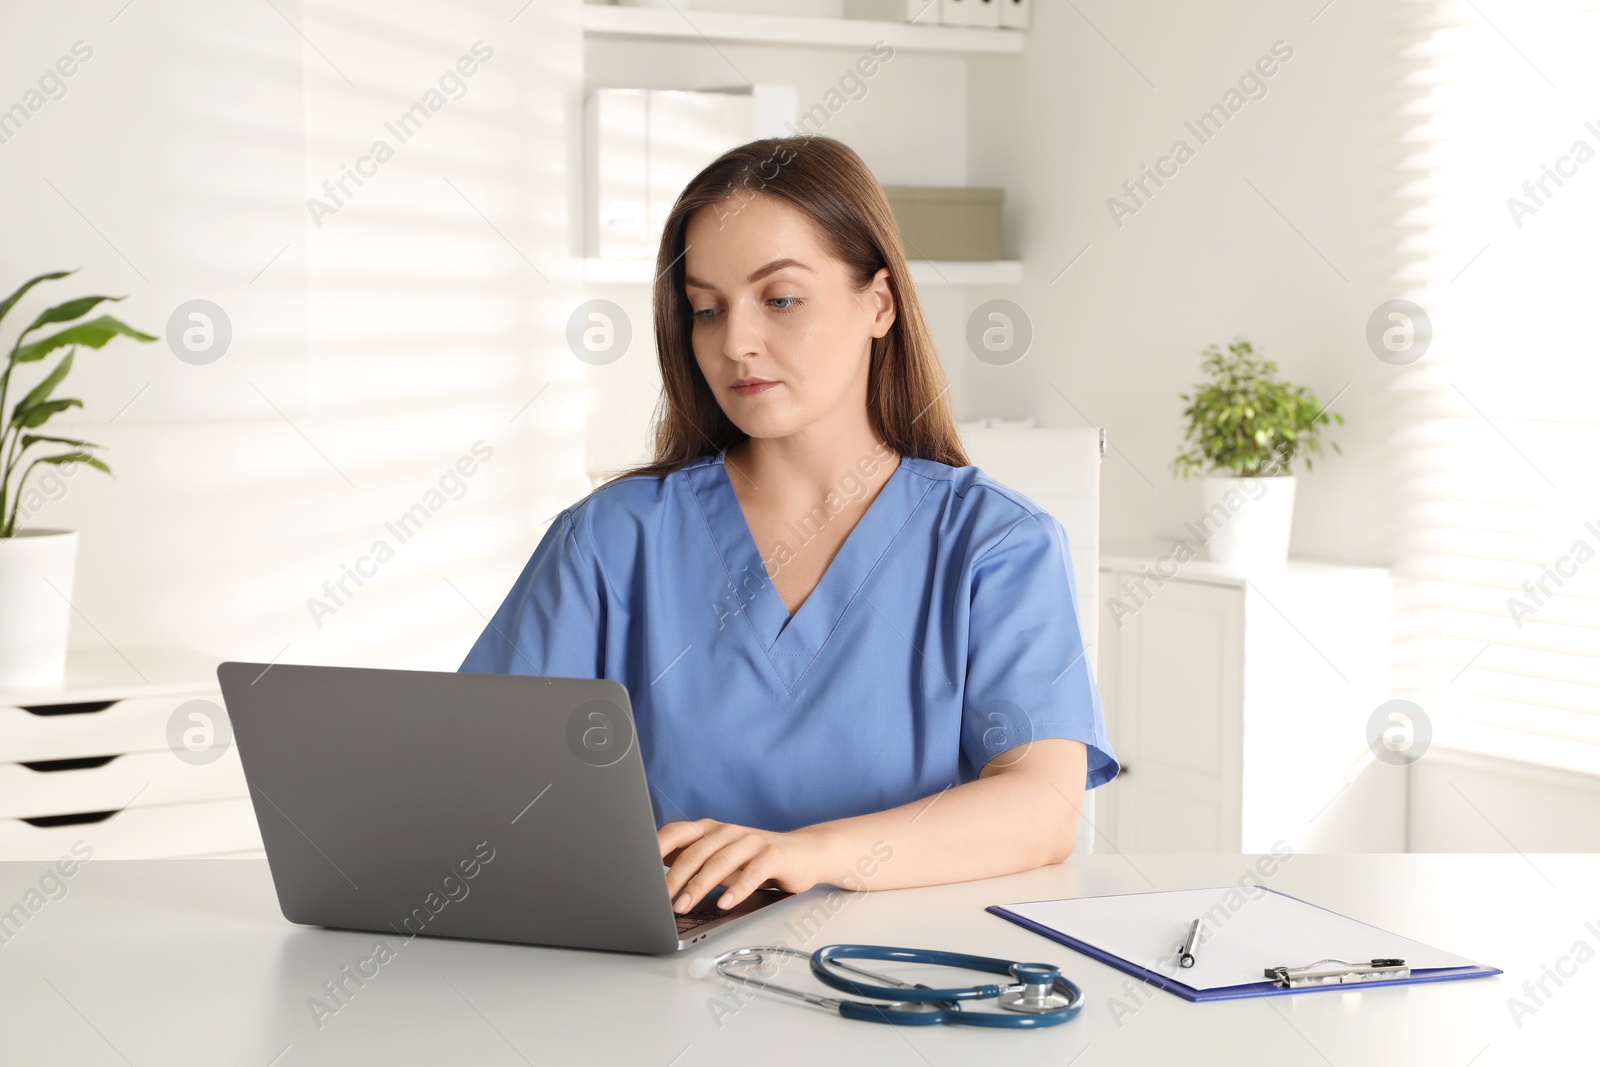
[1263,958,1410,989]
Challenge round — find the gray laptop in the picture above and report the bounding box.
[216,662,790,954]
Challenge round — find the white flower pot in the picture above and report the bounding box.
[1197,476,1296,569]
[0,529,79,688]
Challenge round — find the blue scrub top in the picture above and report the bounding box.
[459,449,1119,833]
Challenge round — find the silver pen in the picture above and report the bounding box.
[1178,917,1203,968]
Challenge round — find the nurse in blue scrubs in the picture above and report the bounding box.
[461,135,1118,916]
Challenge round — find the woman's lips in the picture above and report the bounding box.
[731,380,778,397]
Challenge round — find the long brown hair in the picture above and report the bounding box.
[599,135,967,486]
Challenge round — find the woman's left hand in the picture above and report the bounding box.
[658,818,834,913]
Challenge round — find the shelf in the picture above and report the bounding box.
[582,4,1025,55]
[581,258,1021,286]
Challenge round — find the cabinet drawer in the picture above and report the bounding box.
[0,797,263,860]
[0,747,249,820]
[0,691,226,764]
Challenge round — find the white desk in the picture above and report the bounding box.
[0,853,1589,1063]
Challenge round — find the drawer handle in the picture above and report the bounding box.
[19,700,120,717]
[21,755,121,773]
[22,810,120,828]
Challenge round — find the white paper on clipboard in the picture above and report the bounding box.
[998,887,1484,991]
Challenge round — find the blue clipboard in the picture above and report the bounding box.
[987,886,1502,1002]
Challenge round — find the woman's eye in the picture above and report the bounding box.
[769,296,803,311]
[692,306,720,320]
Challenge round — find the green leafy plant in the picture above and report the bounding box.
[1171,338,1343,479]
[0,270,158,537]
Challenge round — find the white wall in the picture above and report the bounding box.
[1410,752,1600,854]
[965,0,1421,566]
[1,0,589,671]
[974,0,1600,845]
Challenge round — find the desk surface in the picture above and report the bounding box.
[0,852,1590,1065]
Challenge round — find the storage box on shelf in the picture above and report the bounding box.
[0,647,263,860]
[882,185,1005,261]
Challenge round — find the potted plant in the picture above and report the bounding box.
[1171,338,1342,568]
[0,270,157,688]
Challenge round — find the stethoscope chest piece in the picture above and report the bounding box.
[997,963,1077,1013]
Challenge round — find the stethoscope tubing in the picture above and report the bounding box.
[707,944,1084,1029]
[812,944,1016,1001]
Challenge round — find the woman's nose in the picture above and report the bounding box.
[720,296,763,359]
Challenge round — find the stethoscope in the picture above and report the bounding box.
[691,943,1084,1028]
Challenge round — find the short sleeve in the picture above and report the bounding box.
[458,508,607,678]
[959,511,1120,788]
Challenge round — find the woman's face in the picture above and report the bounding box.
[683,191,895,443]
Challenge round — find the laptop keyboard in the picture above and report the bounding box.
[675,886,787,934]
[676,902,727,933]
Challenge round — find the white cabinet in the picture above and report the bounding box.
[1096,552,1398,854]
[0,647,262,859]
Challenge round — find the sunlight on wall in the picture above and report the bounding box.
[7,0,591,673]
[1392,0,1600,764]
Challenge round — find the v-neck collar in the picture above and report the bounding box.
[689,448,931,693]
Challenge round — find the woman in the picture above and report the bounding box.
[461,136,1118,918]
